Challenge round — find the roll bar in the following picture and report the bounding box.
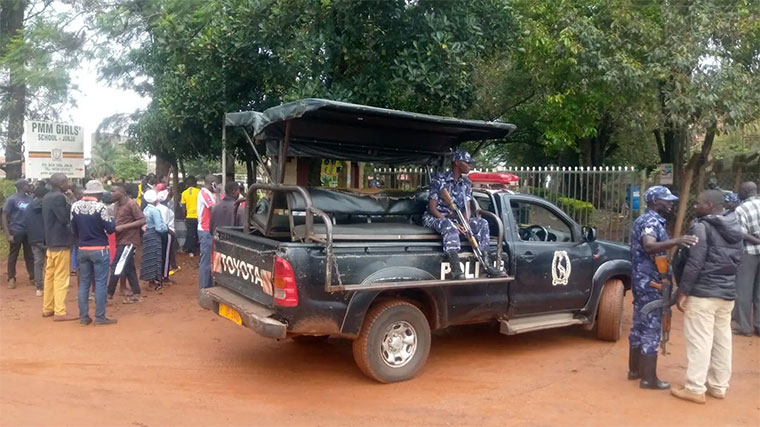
[245,183,337,291]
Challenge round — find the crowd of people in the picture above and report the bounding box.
[3,172,246,325]
[628,181,759,405]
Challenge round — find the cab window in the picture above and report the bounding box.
[474,193,499,237]
[510,200,573,242]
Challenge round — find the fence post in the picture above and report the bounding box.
[639,169,647,216]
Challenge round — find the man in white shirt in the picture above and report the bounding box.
[197,175,217,289]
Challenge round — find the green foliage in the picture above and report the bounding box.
[112,154,148,181]
[91,0,517,163]
[1,1,87,163]
[86,0,760,174]
[0,179,18,203]
[525,186,595,218]
[90,138,147,180]
[0,179,16,257]
[184,156,220,179]
[556,197,595,221]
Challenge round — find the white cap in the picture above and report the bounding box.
[143,190,158,204]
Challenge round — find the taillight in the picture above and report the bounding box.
[273,256,298,307]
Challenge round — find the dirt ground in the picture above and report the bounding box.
[1,254,758,426]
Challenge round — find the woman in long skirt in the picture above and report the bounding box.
[157,189,178,279]
[140,190,168,291]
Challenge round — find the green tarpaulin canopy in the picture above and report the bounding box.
[225,99,516,164]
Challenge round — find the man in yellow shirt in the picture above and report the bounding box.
[181,176,200,256]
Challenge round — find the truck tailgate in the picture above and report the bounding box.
[212,227,276,307]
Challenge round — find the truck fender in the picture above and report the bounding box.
[340,267,447,336]
[581,259,631,319]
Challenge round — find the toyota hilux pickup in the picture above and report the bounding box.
[200,99,631,383]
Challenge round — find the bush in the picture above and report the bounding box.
[0,179,17,258]
[0,179,17,205]
[557,197,595,219]
[524,186,595,223]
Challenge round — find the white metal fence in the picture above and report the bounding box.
[366,165,639,243]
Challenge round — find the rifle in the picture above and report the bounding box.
[640,255,676,355]
[440,188,492,272]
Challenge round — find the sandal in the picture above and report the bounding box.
[123,295,143,304]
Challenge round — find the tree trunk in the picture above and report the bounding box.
[178,158,186,181]
[155,155,172,180]
[672,153,697,240]
[672,126,716,237]
[225,152,235,182]
[2,0,26,179]
[171,159,180,206]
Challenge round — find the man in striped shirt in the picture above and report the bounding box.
[197,174,217,289]
[733,181,760,336]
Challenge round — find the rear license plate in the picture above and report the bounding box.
[219,304,242,325]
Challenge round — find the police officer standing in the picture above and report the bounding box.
[423,149,505,279]
[628,186,698,390]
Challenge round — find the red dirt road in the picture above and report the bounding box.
[1,256,759,426]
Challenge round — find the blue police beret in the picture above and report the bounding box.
[453,149,473,164]
[644,186,678,203]
[725,192,740,204]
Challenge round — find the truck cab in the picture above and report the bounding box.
[200,99,631,383]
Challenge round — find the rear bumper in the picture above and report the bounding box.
[198,286,287,339]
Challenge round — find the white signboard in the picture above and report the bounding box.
[25,121,85,179]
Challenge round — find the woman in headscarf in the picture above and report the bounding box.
[140,190,168,291]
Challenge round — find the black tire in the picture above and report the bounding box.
[352,299,431,383]
[597,279,625,341]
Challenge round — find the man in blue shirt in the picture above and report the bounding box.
[628,186,698,390]
[423,150,504,279]
[3,179,34,289]
[71,180,116,326]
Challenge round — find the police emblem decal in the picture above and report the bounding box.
[551,250,571,286]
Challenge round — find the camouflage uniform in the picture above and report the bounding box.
[629,209,670,354]
[423,170,490,253]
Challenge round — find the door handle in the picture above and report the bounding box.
[519,252,536,262]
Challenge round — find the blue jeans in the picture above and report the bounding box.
[77,248,110,321]
[199,230,213,289]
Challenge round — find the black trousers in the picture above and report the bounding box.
[184,218,199,254]
[168,230,178,270]
[159,231,169,278]
[7,231,34,280]
[107,244,140,296]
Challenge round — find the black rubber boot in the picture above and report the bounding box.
[639,352,669,390]
[482,254,507,278]
[447,250,465,280]
[628,346,641,380]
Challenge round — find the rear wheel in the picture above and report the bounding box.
[352,299,431,383]
[596,279,625,341]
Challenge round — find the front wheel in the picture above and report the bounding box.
[596,279,625,341]
[352,300,431,383]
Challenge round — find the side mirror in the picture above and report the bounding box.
[582,226,597,242]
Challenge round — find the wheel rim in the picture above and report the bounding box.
[380,320,418,368]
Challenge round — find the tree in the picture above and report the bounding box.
[1,0,86,178]
[90,0,518,172]
[89,134,147,180]
[111,151,147,181]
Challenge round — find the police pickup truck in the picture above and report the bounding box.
[200,99,631,383]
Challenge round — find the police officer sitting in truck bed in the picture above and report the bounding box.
[423,149,505,279]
